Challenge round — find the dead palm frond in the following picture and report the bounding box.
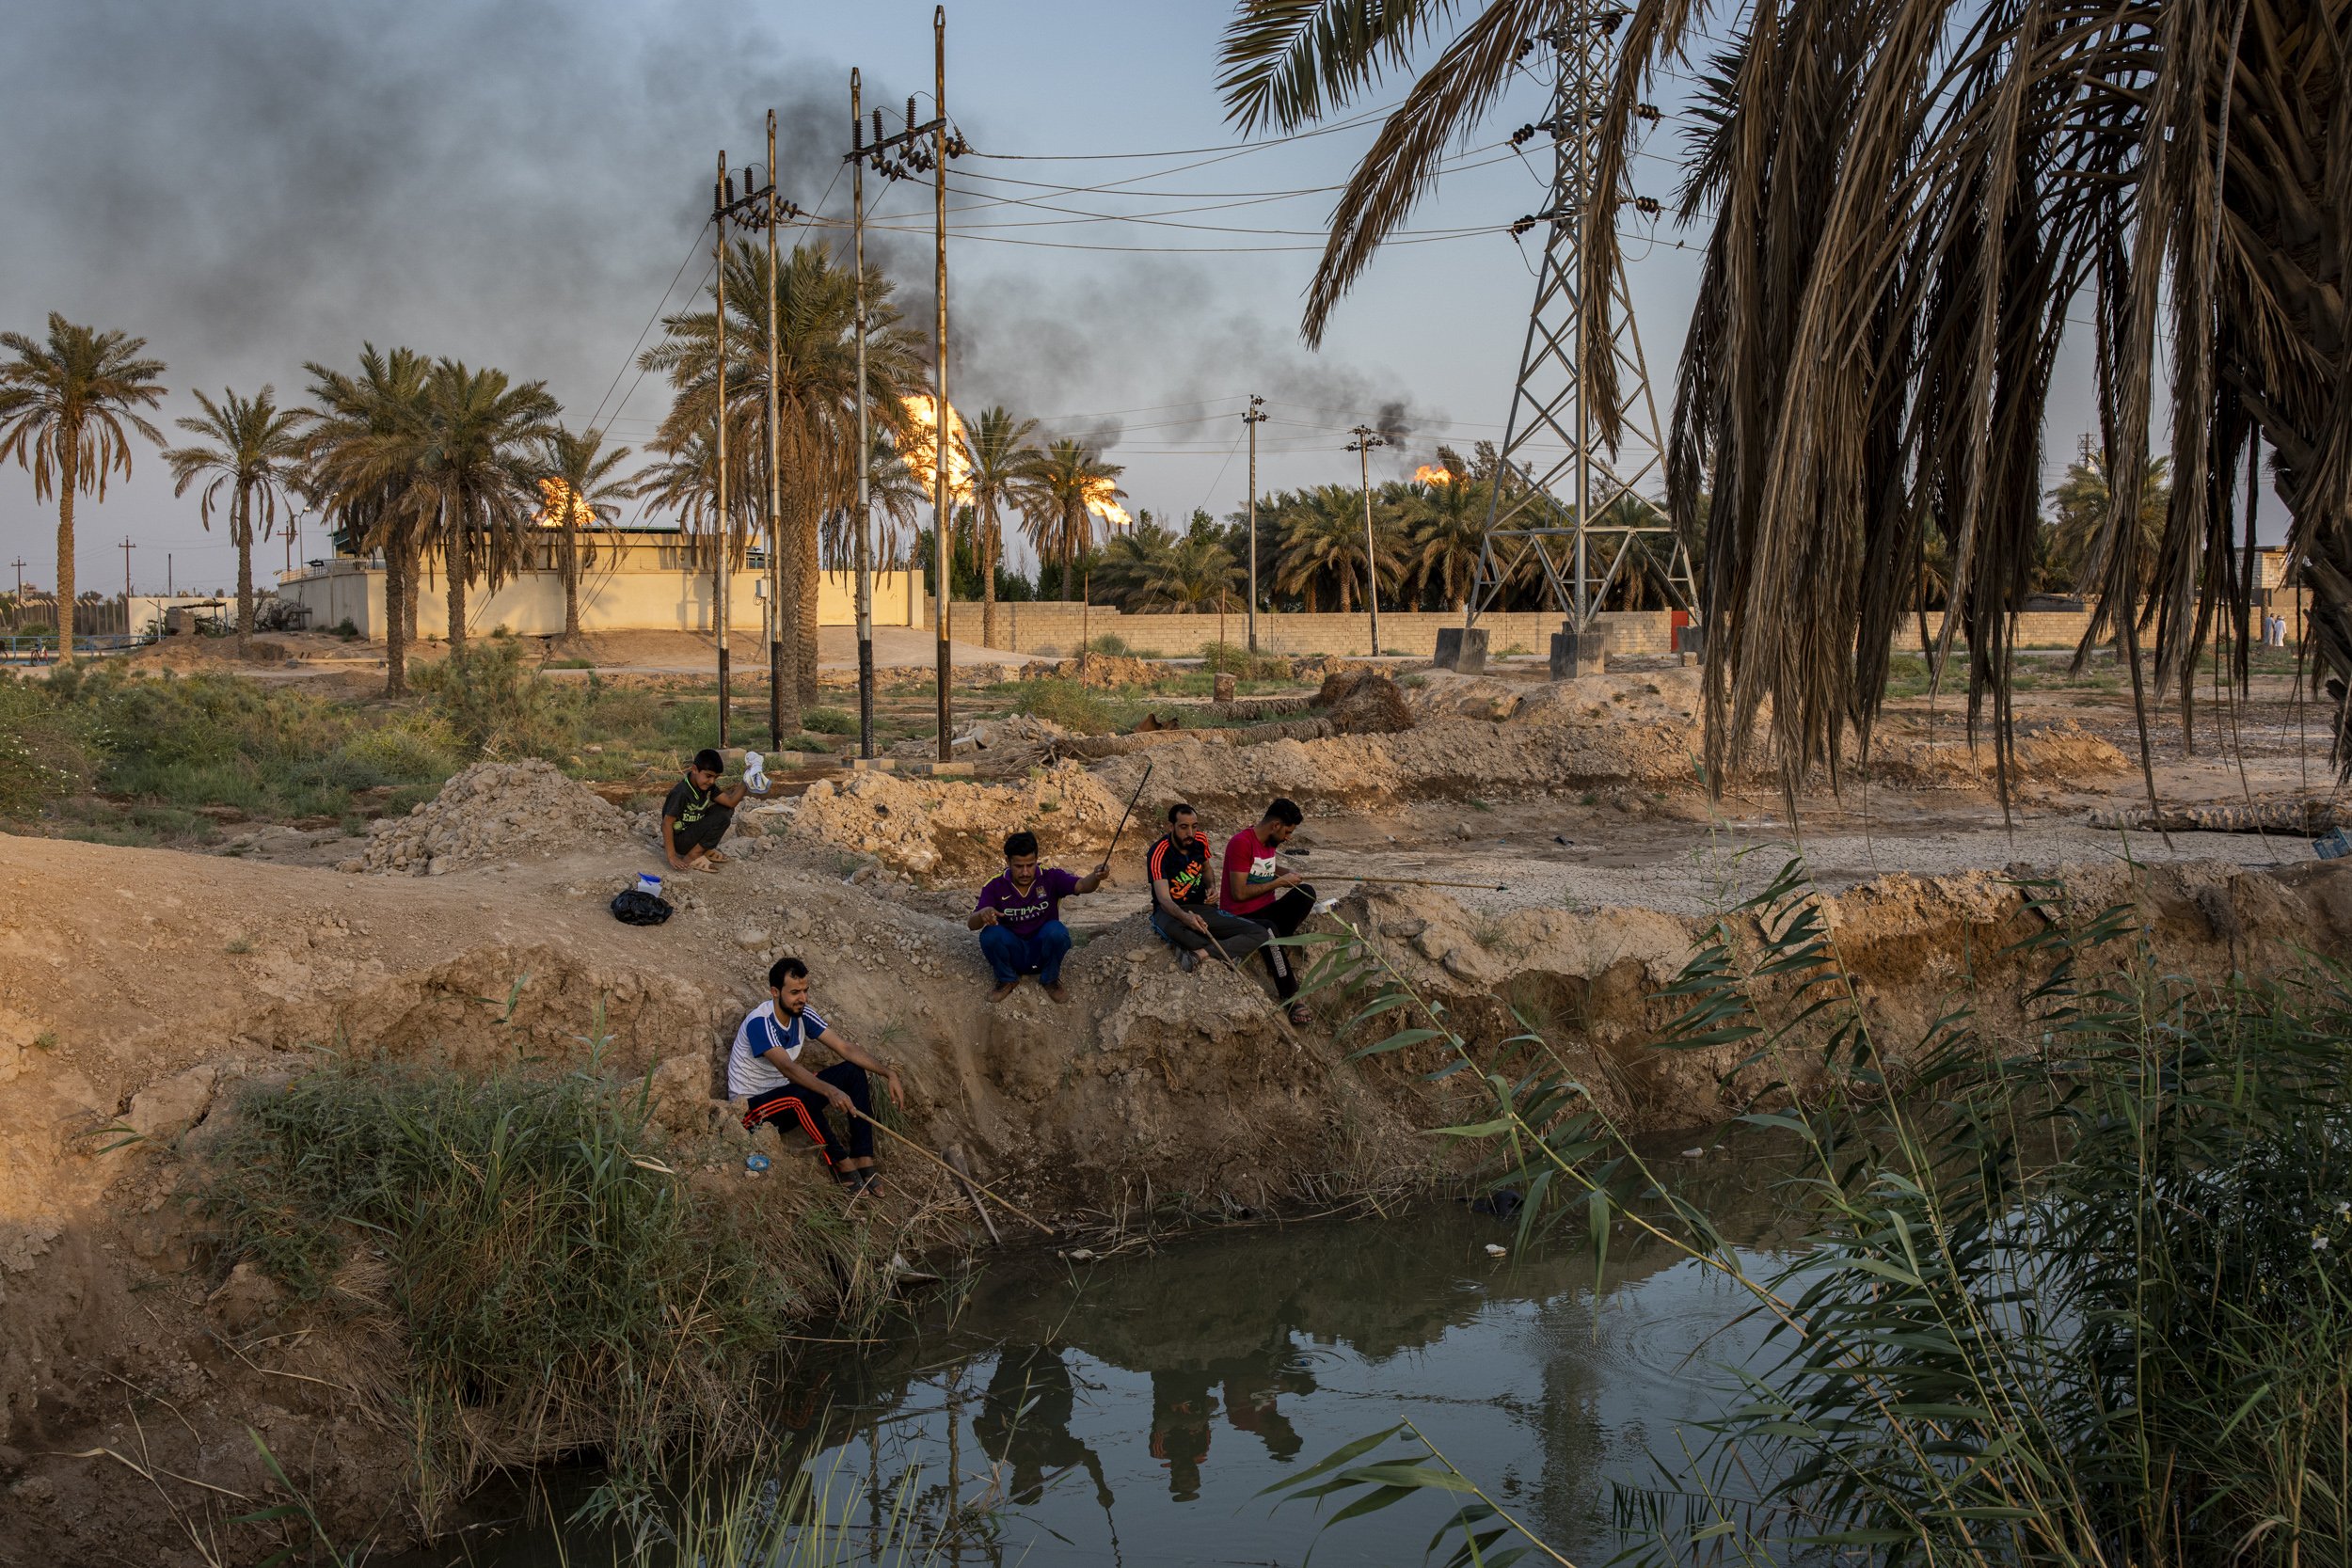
[1224,0,2352,801]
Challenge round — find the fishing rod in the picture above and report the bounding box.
[844,1107,1056,1234]
[1333,873,1511,892]
[1099,760,1153,865]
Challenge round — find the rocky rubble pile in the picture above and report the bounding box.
[344,759,628,876]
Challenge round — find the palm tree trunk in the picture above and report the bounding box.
[794,491,818,710]
[233,485,254,657]
[563,525,580,641]
[446,533,468,652]
[54,429,76,661]
[982,504,999,648]
[403,541,420,643]
[384,530,409,696]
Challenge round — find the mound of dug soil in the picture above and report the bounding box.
[787,762,1126,879]
[1866,723,2126,790]
[1316,667,1414,734]
[346,759,628,875]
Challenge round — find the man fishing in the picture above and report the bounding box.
[969,830,1108,1002]
[1146,801,1269,973]
[731,955,904,1194]
[662,747,766,874]
[1221,796,1316,1026]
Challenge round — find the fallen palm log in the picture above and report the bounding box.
[2088,800,2339,834]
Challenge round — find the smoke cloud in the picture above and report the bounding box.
[0,0,1443,532]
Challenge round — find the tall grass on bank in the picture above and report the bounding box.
[198,1048,854,1520]
[1271,858,2352,1568]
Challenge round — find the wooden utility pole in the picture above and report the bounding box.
[1346,425,1388,655]
[119,535,135,605]
[931,6,952,762]
[1244,394,1266,652]
[850,69,877,758]
[713,151,733,748]
[765,108,791,746]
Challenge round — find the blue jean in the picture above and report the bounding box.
[980,920,1071,987]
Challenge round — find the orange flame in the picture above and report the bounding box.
[536,476,596,529]
[1081,475,1132,531]
[899,394,975,503]
[1412,464,1454,486]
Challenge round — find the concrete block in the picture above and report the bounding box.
[1677,622,1708,660]
[1434,626,1489,674]
[1549,628,1609,680]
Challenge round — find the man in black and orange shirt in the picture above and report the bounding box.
[1146,802,1269,973]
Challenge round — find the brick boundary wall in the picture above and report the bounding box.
[937,602,1677,658]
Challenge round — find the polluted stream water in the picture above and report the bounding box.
[405,1134,1802,1566]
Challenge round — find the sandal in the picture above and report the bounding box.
[1285,1003,1312,1027]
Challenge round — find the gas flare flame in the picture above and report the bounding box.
[899,394,975,503]
[1412,463,1454,486]
[1081,476,1132,531]
[536,476,596,529]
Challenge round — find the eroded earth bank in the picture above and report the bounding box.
[7,662,2349,1561]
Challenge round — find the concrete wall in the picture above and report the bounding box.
[278,561,918,640]
[931,601,1679,659]
[1908,594,2312,650]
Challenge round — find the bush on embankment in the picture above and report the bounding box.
[1282,861,2352,1568]
[198,1053,874,1519]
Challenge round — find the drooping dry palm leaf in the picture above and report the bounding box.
[1224,0,2352,803]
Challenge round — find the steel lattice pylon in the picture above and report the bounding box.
[1466,4,1696,636]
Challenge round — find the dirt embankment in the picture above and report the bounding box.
[0,750,2330,1560]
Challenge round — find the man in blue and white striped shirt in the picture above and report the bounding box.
[731,955,905,1193]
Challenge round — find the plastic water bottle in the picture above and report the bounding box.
[636,871,664,896]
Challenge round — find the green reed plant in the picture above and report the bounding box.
[198,1035,873,1521]
[1269,856,2352,1568]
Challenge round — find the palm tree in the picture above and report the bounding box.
[162,387,308,656]
[305,345,432,693]
[642,239,923,714]
[2049,440,2171,595]
[1221,0,2352,785]
[1276,483,1406,614]
[408,359,560,652]
[1024,439,1127,590]
[1142,533,1243,611]
[536,424,634,641]
[965,405,1046,646]
[1406,451,1488,610]
[0,314,167,657]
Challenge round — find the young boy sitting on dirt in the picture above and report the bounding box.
[663,748,766,874]
[1146,801,1270,973]
[732,955,905,1193]
[968,830,1109,1002]
[1221,797,1317,1026]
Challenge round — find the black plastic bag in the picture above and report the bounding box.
[609,889,674,927]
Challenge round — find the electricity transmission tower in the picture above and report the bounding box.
[1464,3,1696,657]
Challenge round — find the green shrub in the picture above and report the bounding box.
[0,678,99,816]
[199,1053,837,1514]
[334,718,463,782]
[1197,640,1293,681]
[1077,633,1129,657]
[411,641,577,757]
[803,705,857,735]
[331,618,358,640]
[1014,677,1120,734]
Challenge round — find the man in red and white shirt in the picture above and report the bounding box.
[1220,796,1316,1025]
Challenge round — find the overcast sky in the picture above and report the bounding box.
[0,0,2134,595]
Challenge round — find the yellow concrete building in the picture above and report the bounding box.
[278,529,917,639]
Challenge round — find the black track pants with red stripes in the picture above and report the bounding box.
[743,1062,874,1166]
